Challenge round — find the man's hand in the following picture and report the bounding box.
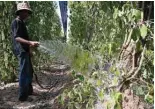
[29,41,40,47]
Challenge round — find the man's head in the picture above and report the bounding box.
[16,2,32,20]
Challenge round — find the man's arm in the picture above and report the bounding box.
[16,37,39,47]
[16,37,30,45]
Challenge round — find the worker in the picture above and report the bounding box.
[11,2,39,101]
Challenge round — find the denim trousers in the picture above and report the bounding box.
[17,52,33,98]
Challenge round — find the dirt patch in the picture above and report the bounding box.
[122,89,153,109]
[0,65,73,109]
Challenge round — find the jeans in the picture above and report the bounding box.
[17,52,33,99]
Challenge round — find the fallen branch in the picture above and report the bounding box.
[117,44,146,91]
[125,48,136,78]
[132,77,149,85]
[126,44,146,81]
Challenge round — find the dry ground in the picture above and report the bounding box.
[0,64,72,109]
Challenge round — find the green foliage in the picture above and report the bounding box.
[145,94,154,104]
[105,91,122,109]
[97,89,104,101]
[112,91,122,108]
[28,1,61,40]
[59,80,96,109]
[0,1,17,82]
[64,1,154,108]
[141,50,154,83]
[140,24,148,38]
[132,9,141,20]
[75,74,84,81]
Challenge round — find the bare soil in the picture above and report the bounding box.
[0,65,72,109]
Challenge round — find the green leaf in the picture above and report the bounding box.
[72,70,76,77]
[114,101,122,109]
[1,31,5,41]
[115,69,120,76]
[114,92,122,102]
[98,89,104,101]
[78,92,82,102]
[113,8,118,19]
[109,43,112,55]
[141,11,144,20]
[132,28,140,41]
[145,94,154,104]
[92,71,98,76]
[136,40,142,52]
[76,74,84,81]
[96,80,102,86]
[132,9,141,20]
[140,24,147,38]
[112,77,118,85]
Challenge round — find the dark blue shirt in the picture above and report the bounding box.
[11,18,30,56]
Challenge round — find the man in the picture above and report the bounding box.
[11,2,39,101]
